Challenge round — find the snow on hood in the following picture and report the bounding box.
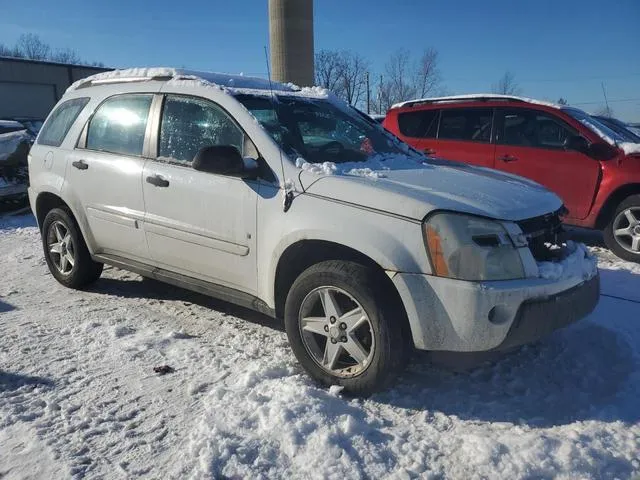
[295,153,422,179]
[299,155,563,221]
[537,242,598,281]
[620,142,640,155]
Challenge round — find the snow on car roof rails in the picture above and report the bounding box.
[391,94,560,110]
[68,67,301,93]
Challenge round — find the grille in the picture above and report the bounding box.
[516,208,565,261]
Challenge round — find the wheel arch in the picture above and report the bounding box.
[34,190,96,253]
[595,183,640,230]
[273,239,409,329]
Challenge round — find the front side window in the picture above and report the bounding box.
[500,109,576,149]
[158,95,244,164]
[397,110,439,138]
[38,97,89,147]
[438,108,492,143]
[86,94,153,156]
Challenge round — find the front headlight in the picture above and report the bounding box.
[423,213,525,281]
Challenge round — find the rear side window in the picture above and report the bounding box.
[86,94,153,156]
[37,98,89,147]
[158,95,244,164]
[397,110,439,138]
[438,108,493,143]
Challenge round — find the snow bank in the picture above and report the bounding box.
[537,241,598,280]
[0,130,31,162]
[295,153,427,179]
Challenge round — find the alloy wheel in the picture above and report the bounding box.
[47,220,76,275]
[298,286,375,378]
[613,207,640,254]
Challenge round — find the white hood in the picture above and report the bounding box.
[299,159,563,222]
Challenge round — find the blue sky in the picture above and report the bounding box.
[2,0,639,120]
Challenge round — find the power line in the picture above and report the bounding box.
[570,97,640,106]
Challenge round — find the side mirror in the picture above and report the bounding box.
[192,145,259,179]
[564,135,589,153]
[588,142,618,161]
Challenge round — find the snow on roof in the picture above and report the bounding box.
[67,67,301,94]
[391,94,560,110]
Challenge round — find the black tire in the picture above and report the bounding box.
[284,260,410,396]
[603,194,640,263]
[42,208,103,288]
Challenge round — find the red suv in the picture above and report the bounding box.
[383,95,640,262]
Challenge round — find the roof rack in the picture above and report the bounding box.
[74,75,172,89]
[396,95,529,109]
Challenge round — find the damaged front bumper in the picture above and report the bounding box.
[392,267,600,352]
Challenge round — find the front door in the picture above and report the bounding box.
[66,93,154,261]
[141,94,258,293]
[494,108,600,220]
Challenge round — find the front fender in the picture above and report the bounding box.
[257,191,430,307]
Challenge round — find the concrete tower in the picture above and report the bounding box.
[268,0,314,86]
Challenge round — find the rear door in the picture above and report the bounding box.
[67,93,153,260]
[396,106,495,168]
[141,94,258,293]
[494,107,600,220]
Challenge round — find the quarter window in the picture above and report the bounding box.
[438,108,493,143]
[158,95,244,164]
[500,109,576,149]
[37,97,89,147]
[397,110,439,138]
[86,94,153,156]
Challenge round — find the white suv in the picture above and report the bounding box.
[28,68,599,394]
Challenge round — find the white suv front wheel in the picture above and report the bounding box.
[284,260,409,395]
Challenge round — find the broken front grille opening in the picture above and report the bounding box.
[517,209,567,262]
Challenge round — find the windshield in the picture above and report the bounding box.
[235,94,413,164]
[563,108,627,144]
[594,117,640,143]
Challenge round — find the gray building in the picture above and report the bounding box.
[0,57,110,119]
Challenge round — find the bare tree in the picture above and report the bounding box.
[315,50,344,94]
[380,49,416,111]
[314,50,370,108]
[16,33,51,60]
[51,48,81,65]
[339,52,369,106]
[492,71,521,95]
[414,48,441,98]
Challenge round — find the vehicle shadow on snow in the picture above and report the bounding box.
[89,270,284,332]
[377,321,637,428]
[0,212,37,231]
[0,299,16,313]
[0,371,55,392]
[566,226,605,248]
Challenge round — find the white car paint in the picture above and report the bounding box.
[29,68,598,354]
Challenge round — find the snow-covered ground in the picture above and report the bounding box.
[1,214,638,479]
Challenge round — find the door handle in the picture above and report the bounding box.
[72,160,88,170]
[424,148,436,155]
[499,154,518,163]
[146,174,169,187]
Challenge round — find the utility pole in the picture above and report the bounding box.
[366,72,370,114]
[379,74,383,114]
[601,82,611,116]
